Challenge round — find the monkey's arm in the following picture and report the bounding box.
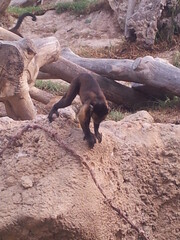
[48,78,79,122]
[48,95,66,122]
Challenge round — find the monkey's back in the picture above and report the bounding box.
[77,73,105,104]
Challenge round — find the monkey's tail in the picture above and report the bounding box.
[10,12,37,31]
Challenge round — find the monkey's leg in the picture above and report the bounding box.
[48,79,79,122]
[78,103,96,148]
[94,122,102,143]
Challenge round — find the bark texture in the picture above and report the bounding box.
[0,36,60,120]
[61,48,180,97]
[0,27,21,41]
[40,57,149,109]
[0,0,11,13]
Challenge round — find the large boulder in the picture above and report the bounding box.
[127,0,167,47]
[107,0,128,31]
[0,111,179,240]
[108,0,179,47]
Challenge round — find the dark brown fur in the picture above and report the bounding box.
[9,13,37,37]
[48,73,109,148]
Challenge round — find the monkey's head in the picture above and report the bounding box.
[91,102,109,124]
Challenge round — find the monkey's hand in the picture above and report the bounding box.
[95,132,102,143]
[84,133,96,149]
[48,108,59,123]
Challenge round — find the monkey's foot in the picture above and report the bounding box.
[95,132,102,143]
[48,109,59,122]
[84,133,96,148]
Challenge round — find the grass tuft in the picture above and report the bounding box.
[7,4,56,16]
[55,0,106,15]
[8,0,109,16]
[154,96,180,110]
[108,110,125,122]
[7,6,42,16]
[35,80,68,95]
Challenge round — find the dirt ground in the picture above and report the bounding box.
[0,111,179,240]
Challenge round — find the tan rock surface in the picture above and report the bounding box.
[0,111,179,240]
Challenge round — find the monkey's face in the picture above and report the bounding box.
[92,112,107,124]
[91,102,109,124]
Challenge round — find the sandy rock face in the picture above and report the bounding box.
[0,111,179,240]
[108,0,128,31]
[19,8,122,49]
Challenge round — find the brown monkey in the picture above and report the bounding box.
[48,73,109,148]
[9,13,37,37]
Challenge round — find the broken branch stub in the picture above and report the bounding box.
[0,37,60,120]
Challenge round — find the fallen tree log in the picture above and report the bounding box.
[61,48,180,97]
[131,83,174,101]
[0,27,21,41]
[0,37,60,120]
[29,87,54,104]
[40,57,149,109]
[0,28,149,110]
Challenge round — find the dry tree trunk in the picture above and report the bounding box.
[40,57,149,109]
[0,35,60,120]
[1,28,179,113]
[61,48,180,97]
